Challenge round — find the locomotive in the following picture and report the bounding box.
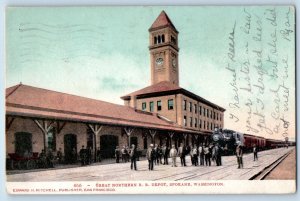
[211,128,292,155]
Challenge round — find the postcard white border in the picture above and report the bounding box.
[1,0,299,201]
[6,180,296,194]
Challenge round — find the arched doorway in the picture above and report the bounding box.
[64,134,77,164]
[100,135,118,159]
[15,132,32,156]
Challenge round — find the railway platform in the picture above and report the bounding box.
[6,147,294,182]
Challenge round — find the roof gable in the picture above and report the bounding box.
[121,81,181,99]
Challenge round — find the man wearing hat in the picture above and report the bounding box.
[146,144,155,170]
[169,144,178,167]
[236,141,243,169]
[130,144,138,170]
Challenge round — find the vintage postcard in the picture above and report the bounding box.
[5,6,296,194]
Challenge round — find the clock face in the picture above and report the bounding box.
[172,59,176,67]
[155,57,164,65]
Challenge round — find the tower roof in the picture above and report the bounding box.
[149,10,178,32]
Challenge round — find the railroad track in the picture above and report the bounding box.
[250,149,293,180]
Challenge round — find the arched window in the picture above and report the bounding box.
[158,35,161,43]
[162,34,165,43]
[154,36,157,44]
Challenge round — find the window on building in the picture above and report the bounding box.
[150,101,154,112]
[194,104,197,113]
[158,35,161,43]
[142,102,146,111]
[211,123,213,130]
[214,112,216,120]
[195,118,197,128]
[189,102,192,112]
[184,116,187,126]
[203,107,206,116]
[207,109,209,117]
[157,100,162,111]
[168,99,174,110]
[154,36,157,44]
[162,34,165,43]
[183,100,187,110]
[210,110,213,118]
[204,121,206,129]
[199,119,202,129]
[199,106,202,115]
[207,121,209,130]
[217,113,219,120]
[220,114,222,121]
[190,117,193,127]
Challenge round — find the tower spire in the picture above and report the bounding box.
[149,10,178,33]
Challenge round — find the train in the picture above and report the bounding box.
[211,128,295,155]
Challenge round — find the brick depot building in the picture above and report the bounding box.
[5,11,225,161]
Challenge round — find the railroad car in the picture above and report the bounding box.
[211,128,289,155]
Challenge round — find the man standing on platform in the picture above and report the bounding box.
[192,145,198,166]
[253,144,258,161]
[79,145,86,166]
[236,142,243,169]
[115,146,120,163]
[162,144,169,165]
[178,143,186,166]
[170,144,177,167]
[199,143,204,166]
[146,144,155,170]
[214,143,222,166]
[130,144,137,170]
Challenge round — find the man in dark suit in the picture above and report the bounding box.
[162,144,169,165]
[130,144,137,170]
[178,143,186,166]
[146,144,155,170]
[79,145,86,166]
[115,146,120,163]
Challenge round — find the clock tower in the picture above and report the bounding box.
[149,11,179,86]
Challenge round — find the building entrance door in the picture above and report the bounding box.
[15,132,32,156]
[64,134,77,164]
[100,135,118,159]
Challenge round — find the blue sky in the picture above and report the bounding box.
[6,6,295,140]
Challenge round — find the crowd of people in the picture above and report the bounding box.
[114,142,261,171]
[119,142,227,171]
[25,141,260,170]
